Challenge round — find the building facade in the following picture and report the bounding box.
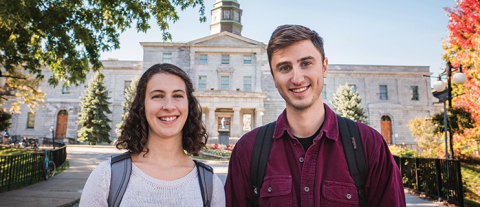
[4,0,440,146]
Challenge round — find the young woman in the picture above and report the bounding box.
[80,63,225,206]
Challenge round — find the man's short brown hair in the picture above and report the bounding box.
[267,25,325,70]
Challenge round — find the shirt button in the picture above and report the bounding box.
[268,187,272,193]
[299,157,304,163]
[304,186,310,192]
[346,193,352,199]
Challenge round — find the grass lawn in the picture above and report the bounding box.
[462,163,480,207]
[0,146,36,156]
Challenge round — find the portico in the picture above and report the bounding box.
[194,90,266,138]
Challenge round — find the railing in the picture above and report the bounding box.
[393,156,464,207]
[0,145,67,190]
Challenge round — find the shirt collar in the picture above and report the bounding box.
[273,103,339,141]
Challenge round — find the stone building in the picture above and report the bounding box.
[4,0,440,146]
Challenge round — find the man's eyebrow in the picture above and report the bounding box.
[298,56,315,62]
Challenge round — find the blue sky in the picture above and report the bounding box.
[100,0,456,82]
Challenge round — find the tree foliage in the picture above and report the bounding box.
[443,0,480,121]
[432,107,476,135]
[0,0,205,111]
[116,77,138,136]
[331,83,368,124]
[77,72,112,145]
[0,108,12,131]
[408,117,443,158]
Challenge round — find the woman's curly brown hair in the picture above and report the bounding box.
[116,63,208,155]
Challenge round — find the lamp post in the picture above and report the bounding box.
[432,61,467,160]
[50,125,55,150]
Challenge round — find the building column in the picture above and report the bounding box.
[208,107,216,137]
[255,108,264,127]
[189,53,196,88]
[233,107,241,137]
[254,54,262,92]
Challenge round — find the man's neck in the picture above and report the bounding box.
[286,102,325,138]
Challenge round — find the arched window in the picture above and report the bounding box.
[380,115,392,144]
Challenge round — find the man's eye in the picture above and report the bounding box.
[301,61,312,67]
[279,65,291,71]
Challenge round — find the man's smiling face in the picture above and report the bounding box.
[270,39,328,111]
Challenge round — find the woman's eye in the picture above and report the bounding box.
[152,95,162,99]
[174,94,184,98]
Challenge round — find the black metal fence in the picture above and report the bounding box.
[393,155,464,207]
[0,145,67,190]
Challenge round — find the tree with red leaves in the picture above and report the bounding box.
[443,0,480,156]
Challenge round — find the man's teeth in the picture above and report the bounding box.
[292,87,307,93]
[161,117,177,121]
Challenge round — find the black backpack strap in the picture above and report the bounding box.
[337,115,368,207]
[194,160,214,207]
[108,152,132,207]
[250,121,276,207]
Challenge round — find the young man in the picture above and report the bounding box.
[225,25,405,206]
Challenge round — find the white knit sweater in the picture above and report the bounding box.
[79,160,225,207]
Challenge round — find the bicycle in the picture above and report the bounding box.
[44,150,56,180]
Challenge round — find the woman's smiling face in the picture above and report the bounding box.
[144,73,189,140]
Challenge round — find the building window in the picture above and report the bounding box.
[411,86,419,101]
[380,85,388,100]
[62,85,70,94]
[124,80,132,95]
[243,76,252,91]
[27,112,35,129]
[322,84,326,99]
[221,76,229,90]
[198,76,207,90]
[348,84,357,93]
[221,55,230,64]
[243,114,252,131]
[224,10,230,19]
[199,54,208,64]
[163,53,172,63]
[234,11,240,21]
[244,55,252,64]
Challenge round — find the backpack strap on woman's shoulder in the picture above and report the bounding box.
[108,152,132,207]
[194,159,214,207]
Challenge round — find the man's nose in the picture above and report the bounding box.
[291,66,304,85]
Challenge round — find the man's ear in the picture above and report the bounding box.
[323,57,328,78]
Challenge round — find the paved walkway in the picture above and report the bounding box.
[0,146,443,207]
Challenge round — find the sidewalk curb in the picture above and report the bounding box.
[58,198,80,207]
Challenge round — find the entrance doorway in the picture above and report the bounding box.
[381,115,392,144]
[218,117,231,136]
[56,110,68,139]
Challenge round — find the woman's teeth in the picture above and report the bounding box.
[160,116,177,121]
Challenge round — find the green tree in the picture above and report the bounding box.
[0,0,205,111]
[432,107,476,136]
[331,83,368,124]
[77,72,112,145]
[0,108,12,131]
[116,78,138,136]
[408,117,443,158]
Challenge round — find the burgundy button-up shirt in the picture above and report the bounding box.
[225,104,406,207]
